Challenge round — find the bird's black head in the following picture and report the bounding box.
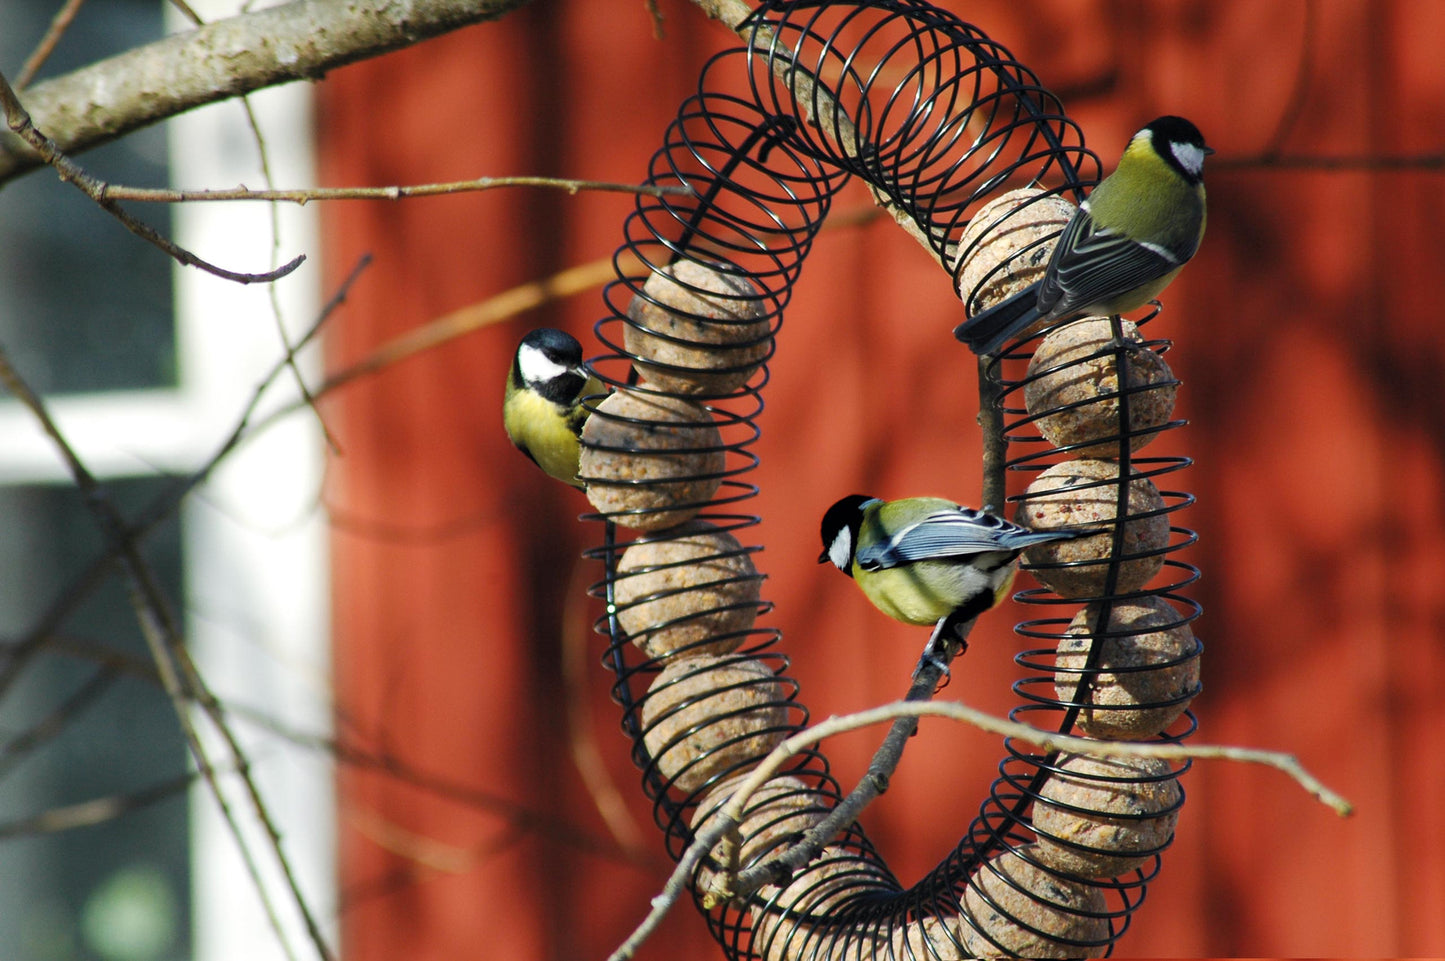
[513,327,588,402]
[1141,115,1212,184]
[818,494,875,575]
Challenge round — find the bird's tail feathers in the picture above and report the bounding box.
[953,285,1043,356]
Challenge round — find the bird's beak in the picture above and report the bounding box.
[816,549,829,564]
[1203,145,1216,155]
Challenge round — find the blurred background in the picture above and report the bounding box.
[2,1,1443,959]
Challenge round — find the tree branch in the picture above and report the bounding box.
[607,698,1353,961]
[0,67,306,284]
[702,617,973,909]
[0,0,531,186]
[98,176,689,204]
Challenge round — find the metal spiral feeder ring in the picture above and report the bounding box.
[576,2,1203,957]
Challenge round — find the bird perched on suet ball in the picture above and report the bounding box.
[819,495,1084,666]
[502,327,605,488]
[954,115,1211,356]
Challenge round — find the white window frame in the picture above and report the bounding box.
[0,8,336,957]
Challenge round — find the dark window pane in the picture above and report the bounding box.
[0,484,191,958]
[0,2,175,394]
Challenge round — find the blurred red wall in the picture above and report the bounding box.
[316,0,1445,957]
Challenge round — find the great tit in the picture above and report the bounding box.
[954,115,1211,356]
[502,327,606,488]
[819,495,1083,641]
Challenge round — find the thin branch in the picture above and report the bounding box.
[0,257,370,960]
[0,254,368,708]
[799,703,1355,816]
[98,177,691,204]
[977,356,1007,513]
[14,0,87,90]
[173,649,332,961]
[301,254,632,405]
[645,0,666,39]
[244,207,884,440]
[306,207,879,412]
[0,666,117,778]
[703,619,973,909]
[0,771,199,839]
[0,339,311,961]
[0,630,647,866]
[167,0,205,27]
[1213,152,1445,172]
[0,67,304,285]
[622,622,965,959]
[338,822,531,909]
[1260,0,1318,160]
[0,0,532,185]
[563,554,653,861]
[345,803,479,874]
[606,699,1352,961]
[236,90,339,453]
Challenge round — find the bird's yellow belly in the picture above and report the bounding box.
[504,390,584,487]
[856,560,1015,626]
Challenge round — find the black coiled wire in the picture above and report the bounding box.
[578,2,1202,957]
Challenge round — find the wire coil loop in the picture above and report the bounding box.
[579,2,1202,957]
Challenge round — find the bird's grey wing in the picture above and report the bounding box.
[856,510,1033,571]
[1037,213,1178,318]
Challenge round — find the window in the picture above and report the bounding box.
[0,5,332,960]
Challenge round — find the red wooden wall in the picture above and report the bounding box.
[316,1,1445,957]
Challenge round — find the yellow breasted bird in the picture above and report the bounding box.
[955,115,1211,355]
[819,495,1084,659]
[502,328,605,488]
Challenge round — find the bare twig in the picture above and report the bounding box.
[0,0,532,185]
[292,207,881,417]
[1260,0,1319,160]
[977,355,1007,513]
[235,89,339,453]
[0,667,116,778]
[14,0,87,90]
[301,254,633,404]
[811,703,1354,815]
[702,619,973,909]
[0,771,200,839]
[1213,152,1445,171]
[0,255,369,708]
[607,699,1352,961]
[98,177,690,204]
[167,0,205,27]
[0,258,371,961]
[621,625,966,959]
[338,822,531,909]
[563,554,653,861]
[0,631,645,865]
[645,0,666,39]
[0,340,313,961]
[0,68,304,285]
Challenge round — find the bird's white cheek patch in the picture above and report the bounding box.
[828,529,853,572]
[1171,141,1206,178]
[517,343,570,386]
